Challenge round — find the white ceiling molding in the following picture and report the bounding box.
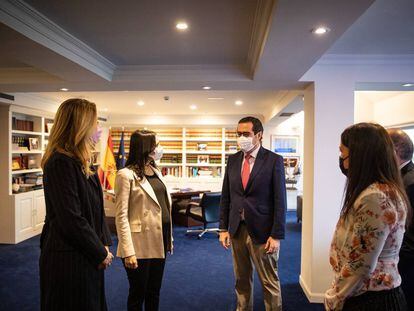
[246,0,276,79]
[114,65,250,82]
[317,54,414,66]
[12,92,60,112]
[0,0,116,81]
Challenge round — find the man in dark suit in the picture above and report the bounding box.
[388,128,414,310]
[219,116,287,311]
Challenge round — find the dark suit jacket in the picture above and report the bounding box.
[40,152,112,311]
[400,161,414,258]
[219,146,287,244]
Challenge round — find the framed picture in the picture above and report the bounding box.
[197,155,209,164]
[12,157,21,170]
[271,135,299,156]
[29,138,39,150]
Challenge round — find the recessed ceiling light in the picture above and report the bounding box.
[202,86,211,90]
[60,88,69,91]
[235,100,243,106]
[402,83,414,87]
[137,100,145,106]
[176,22,188,31]
[312,27,330,35]
[189,105,197,110]
[207,97,224,100]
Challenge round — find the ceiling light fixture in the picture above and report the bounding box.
[207,97,224,100]
[137,100,145,106]
[235,100,243,106]
[312,26,330,35]
[189,105,197,110]
[60,88,69,91]
[176,22,188,31]
[402,83,414,87]
[202,86,211,90]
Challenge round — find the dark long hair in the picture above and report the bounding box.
[125,129,157,179]
[341,123,409,217]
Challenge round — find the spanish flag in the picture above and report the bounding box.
[98,130,116,190]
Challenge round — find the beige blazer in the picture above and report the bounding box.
[115,166,173,259]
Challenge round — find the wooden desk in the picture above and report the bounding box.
[170,190,210,200]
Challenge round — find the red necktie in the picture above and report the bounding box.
[242,154,251,189]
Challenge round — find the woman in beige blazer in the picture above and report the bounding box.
[115,129,173,311]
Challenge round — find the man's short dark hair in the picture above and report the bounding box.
[388,129,414,162]
[238,116,263,134]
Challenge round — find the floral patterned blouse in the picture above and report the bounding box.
[325,183,407,311]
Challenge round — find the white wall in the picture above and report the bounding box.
[354,92,375,123]
[355,91,414,127]
[298,55,414,302]
[375,92,414,127]
[263,111,305,192]
[263,111,304,154]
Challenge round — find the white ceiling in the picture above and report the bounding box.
[0,0,375,93]
[3,0,414,121]
[328,0,414,55]
[23,0,258,66]
[32,90,281,116]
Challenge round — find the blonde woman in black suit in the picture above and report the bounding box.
[40,98,113,311]
[115,129,173,311]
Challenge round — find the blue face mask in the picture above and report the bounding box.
[339,156,349,176]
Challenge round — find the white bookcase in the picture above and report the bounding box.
[109,126,239,192]
[0,104,53,244]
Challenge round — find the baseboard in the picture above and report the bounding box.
[299,275,325,303]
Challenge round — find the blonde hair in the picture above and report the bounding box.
[41,98,97,177]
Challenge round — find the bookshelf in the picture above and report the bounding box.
[0,105,54,243]
[109,126,239,190]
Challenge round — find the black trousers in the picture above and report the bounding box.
[123,225,169,311]
[342,286,407,311]
[399,254,414,310]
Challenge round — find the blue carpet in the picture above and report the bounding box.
[0,211,323,311]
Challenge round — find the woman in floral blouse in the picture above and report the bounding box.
[325,123,410,311]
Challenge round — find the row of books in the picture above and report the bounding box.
[160,154,182,163]
[161,167,182,177]
[12,118,34,132]
[186,154,222,164]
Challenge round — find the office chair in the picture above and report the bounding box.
[185,191,221,239]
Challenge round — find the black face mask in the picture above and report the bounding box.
[339,156,349,176]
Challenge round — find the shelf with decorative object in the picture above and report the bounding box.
[0,104,54,243]
[11,130,43,136]
[186,165,222,178]
[11,168,43,175]
[11,150,43,154]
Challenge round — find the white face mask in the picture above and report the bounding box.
[150,145,163,161]
[237,136,255,153]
